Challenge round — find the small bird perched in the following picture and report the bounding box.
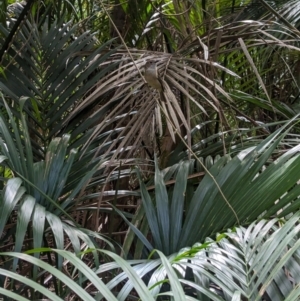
[144,60,163,91]
[144,59,187,141]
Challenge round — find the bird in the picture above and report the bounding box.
[144,60,163,91]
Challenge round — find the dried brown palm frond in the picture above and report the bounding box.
[63,50,239,162]
[2,12,300,168]
[65,18,300,162]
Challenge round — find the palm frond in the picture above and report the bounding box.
[0,16,118,158]
[120,117,300,258]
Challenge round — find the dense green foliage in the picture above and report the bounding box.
[0,0,300,300]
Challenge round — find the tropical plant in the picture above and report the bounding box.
[121,120,300,256]
[1,0,300,300]
[1,210,299,300]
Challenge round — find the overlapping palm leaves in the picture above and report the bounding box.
[2,7,300,167]
[0,100,117,279]
[93,123,300,300]
[1,209,299,300]
[0,16,136,257]
[0,15,127,288]
[1,0,300,300]
[0,12,237,164]
[120,118,300,257]
[0,16,123,157]
[63,17,300,165]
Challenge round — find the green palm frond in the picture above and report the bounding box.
[2,211,295,300]
[0,248,157,300]
[0,16,119,158]
[0,99,115,277]
[120,117,300,257]
[103,211,300,301]
[181,211,300,301]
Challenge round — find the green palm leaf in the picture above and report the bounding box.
[122,116,300,257]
